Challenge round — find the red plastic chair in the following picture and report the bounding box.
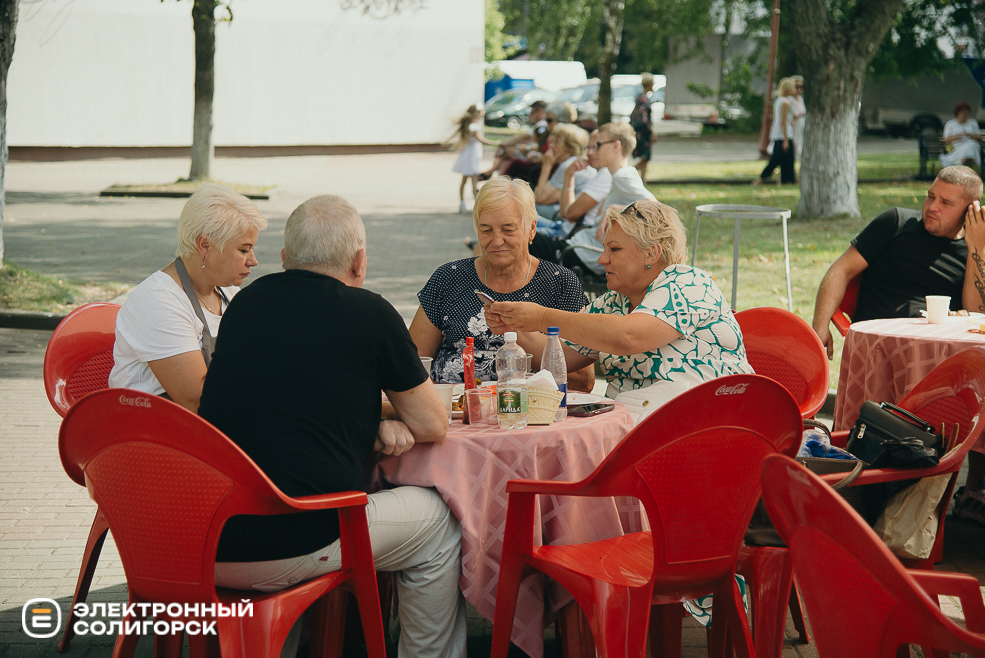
[490,374,803,658]
[734,307,829,419]
[828,345,985,570]
[42,302,119,652]
[43,302,119,418]
[831,274,861,337]
[762,454,985,657]
[59,389,387,658]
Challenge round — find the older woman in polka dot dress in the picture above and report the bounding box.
[409,177,595,390]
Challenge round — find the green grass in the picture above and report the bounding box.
[0,262,130,313]
[647,153,919,182]
[645,179,931,389]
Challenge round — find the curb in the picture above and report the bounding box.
[0,309,66,330]
[100,189,269,200]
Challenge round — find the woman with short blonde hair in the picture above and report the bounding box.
[109,183,267,412]
[533,123,592,214]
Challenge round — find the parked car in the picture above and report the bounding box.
[557,80,665,124]
[484,88,559,129]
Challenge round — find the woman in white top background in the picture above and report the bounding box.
[753,77,797,185]
[789,75,807,162]
[109,183,267,412]
[941,101,981,170]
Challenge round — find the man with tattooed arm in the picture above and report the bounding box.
[812,164,984,525]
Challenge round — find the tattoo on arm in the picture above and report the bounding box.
[973,252,985,312]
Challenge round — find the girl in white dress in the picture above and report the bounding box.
[941,101,981,169]
[452,105,497,213]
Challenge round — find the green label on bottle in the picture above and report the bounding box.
[498,387,528,414]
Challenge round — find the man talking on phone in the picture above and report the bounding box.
[811,165,983,358]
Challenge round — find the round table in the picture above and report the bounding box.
[833,317,985,431]
[376,405,638,658]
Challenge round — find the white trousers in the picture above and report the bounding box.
[215,486,467,658]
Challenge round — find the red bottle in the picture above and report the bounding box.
[463,337,475,424]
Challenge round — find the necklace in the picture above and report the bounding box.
[484,257,533,290]
[197,289,222,315]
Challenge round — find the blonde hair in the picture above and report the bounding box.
[175,183,267,259]
[777,77,797,97]
[550,123,589,157]
[598,121,637,158]
[472,177,537,233]
[283,195,366,277]
[604,199,688,267]
[937,165,983,201]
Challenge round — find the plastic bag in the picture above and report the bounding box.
[873,474,950,560]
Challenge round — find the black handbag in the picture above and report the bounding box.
[846,401,942,469]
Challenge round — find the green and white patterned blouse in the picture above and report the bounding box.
[564,264,753,394]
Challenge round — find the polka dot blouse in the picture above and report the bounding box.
[419,257,588,384]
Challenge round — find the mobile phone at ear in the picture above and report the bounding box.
[475,290,496,305]
[568,403,615,417]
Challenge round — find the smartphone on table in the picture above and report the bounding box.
[568,403,616,417]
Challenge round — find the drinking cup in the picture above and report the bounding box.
[464,389,497,426]
[926,296,950,324]
[434,384,454,423]
[524,353,533,373]
[420,356,433,374]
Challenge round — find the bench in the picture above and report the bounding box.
[919,130,985,180]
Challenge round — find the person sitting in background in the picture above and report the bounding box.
[563,122,656,275]
[203,194,465,658]
[811,165,983,358]
[486,200,752,406]
[941,101,981,170]
[411,177,596,392]
[533,122,591,220]
[811,165,985,528]
[109,183,267,412]
[479,100,550,182]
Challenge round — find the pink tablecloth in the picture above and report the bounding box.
[834,317,985,433]
[377,405,638,658]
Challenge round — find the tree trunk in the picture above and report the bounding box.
[0,0,18,268]
[189,0,216,181]
[790,0,903,218]
[597,0,625,126]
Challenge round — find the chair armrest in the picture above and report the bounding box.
[283,491,369,511]
[830,430,849,449]
[910,571,985,634]
[819,464,954,486]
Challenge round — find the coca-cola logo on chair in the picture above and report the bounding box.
[715,383,749,396]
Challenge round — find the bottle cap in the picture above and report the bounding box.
[546,326,560,336]
[504,331,517,342]
[466,337,473,345]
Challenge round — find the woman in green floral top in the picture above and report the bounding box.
[486,199,753,398]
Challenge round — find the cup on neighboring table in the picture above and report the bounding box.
[926,296,950,324]
[434,384,454,423]
[420,356,433,375]
[464,389,497,426]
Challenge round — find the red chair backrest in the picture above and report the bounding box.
[43,303,120,417]
[734,307,829,418]
[832,274,861,337]
[59,388,367,605]
[570,374,802,588]
[762,454,985,656]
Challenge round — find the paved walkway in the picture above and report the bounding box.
[2,139,982,658]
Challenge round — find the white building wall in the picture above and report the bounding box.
[8,0,484,147]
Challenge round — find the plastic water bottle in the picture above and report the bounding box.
[496,332,529,429]
[542,326,568,422]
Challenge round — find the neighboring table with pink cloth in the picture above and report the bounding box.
[834,317,985,433]
[376,405,639,658]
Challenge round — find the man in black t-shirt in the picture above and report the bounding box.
[199,195,465,658]
[812,165,983,359]
[812,166,985,526]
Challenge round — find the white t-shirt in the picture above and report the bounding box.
[578,167,614,229]
[769,96,793,142]
[108,271,238,395]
